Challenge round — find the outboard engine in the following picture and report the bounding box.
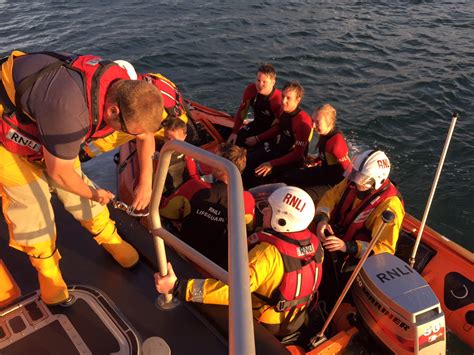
[352,253,445,354]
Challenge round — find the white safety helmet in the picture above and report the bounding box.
[267,186,315,233]
[114,60,138,80]
[345,150,390,190]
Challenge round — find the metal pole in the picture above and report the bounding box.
[149,148,175,306]
[409,112,458,268]
[310,210,395,347]
[149,140,255,354]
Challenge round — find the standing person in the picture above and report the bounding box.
[314,150,405,259]
[242,81,313,188]
[80,68,189,161]
[280,104,350,204]
[159,143,255,269]
[155,186,323,338]
[227,64,281,148]
[0,51,163,305]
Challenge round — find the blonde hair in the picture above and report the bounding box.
[314,103,337,129]
[107,80,164,133]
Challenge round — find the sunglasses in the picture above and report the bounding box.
[117,102,139,136]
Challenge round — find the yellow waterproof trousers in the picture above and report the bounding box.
[0,144,114,257]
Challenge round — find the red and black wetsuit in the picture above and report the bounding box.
[243,107,312,188]
[233,83,281,147]
[160,179,255,269]
[280,128,350,187]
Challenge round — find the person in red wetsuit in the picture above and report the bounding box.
[160,143,255,269]
[280,104,351,204]
[227,64,281,148]
[242,81,313,188]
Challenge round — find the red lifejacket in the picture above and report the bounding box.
[138,73,184,119]
[331,179,401,242]
[0,52,130,160]
[249,229,323,312]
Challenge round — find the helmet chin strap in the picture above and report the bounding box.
[356,188,374,200]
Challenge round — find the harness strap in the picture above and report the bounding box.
[333,181,390,231]
[90,60,117,129]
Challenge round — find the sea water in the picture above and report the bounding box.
[1,2,472,350]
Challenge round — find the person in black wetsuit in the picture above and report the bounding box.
[160,143,255,269]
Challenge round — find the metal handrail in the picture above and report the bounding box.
[149,140,256,355]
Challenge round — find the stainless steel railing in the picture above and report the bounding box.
[149,140,255,355]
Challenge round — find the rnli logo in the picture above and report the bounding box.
[296,244,314,257]
[282,193,306,212]
[6,129,41,152]
[377,159,390,170]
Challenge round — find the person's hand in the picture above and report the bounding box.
[304,156,322,168]
[154,262,178,294]
[132,181,152,211]
[316,220,334,242]
[92,188,115,205]
[254,162,272,177]
[245,136,258,147]
[227,133,237,145]
[322,236,347,253]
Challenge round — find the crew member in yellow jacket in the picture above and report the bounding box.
[155,186,324,338]
[314,149,405,258]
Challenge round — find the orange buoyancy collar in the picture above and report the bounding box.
[249,229,323,312]
[0,51,130,159]
[332,179,401,242]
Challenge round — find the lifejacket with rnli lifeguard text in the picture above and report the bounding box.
[248,229,323,312]
[138,73,185,121]
[0,51,130,160]
[331,179,401,242]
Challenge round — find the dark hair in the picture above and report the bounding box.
[257,63,276,80]
[162,117,187,134]
[282,81,304,100]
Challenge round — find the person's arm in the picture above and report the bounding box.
[133,132,155,210]
[155,242,276,304]
[267,112,312,168]
[362,196,405,257]
[43,149,113,204]
[309,132,351,185]
[314,179,348,241]
[228,85,254,144]
[185,156,200,180]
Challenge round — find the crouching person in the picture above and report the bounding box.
[155,186,323,338]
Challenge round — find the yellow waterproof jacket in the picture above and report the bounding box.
[316,179,405,257]
[183,242,305,325]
